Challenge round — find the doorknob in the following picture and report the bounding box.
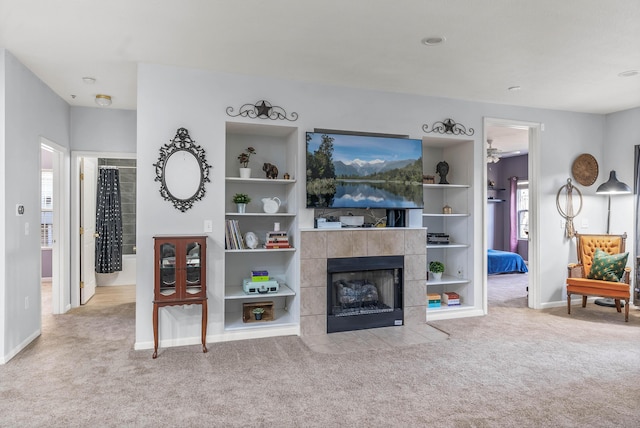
[93,233,99,238]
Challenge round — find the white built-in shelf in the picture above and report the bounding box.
[226,177,297,184]
[225,212,296,217]
[423,183,470,188]
[422,213,470,217]
[224,309,296,331]
[225,247,296,253]
[224,283,295,300]
[426,243,469,249]
[426,275,470,286]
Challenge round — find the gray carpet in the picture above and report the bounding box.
[1,279,639,427]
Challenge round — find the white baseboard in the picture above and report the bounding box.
[1,329,41,364]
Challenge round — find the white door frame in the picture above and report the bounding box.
[483,118,542,311]
[40,138,70,314]
[70,151,136,308]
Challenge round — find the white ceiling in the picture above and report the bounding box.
[1,1,639,151]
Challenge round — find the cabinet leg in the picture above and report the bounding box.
[201,299,208,353]
[153,303,159,359]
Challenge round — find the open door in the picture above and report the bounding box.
[80,157,97,304]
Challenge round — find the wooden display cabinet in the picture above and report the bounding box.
[153,235,208,358]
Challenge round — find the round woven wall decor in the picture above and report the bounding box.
[571,153,599,186]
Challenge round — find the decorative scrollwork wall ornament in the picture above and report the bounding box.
[226,100,298,121]
[422,118,475,136]
[154,128,212,212]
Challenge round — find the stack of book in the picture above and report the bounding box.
[442,291,460,306]
[427,293,441,308]
[225,219,245,250]
[251,270,269,281]
[265,230,290,249]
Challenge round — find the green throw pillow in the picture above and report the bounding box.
[587,248,628,282]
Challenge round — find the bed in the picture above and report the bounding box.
[488,249,528,274]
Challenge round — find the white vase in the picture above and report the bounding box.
[236,203,246,213]
[431,272,442,281]
[239,168,251,179]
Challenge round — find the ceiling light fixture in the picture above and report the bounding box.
[82,77,96,84]
[95,94,112,107]
[486,139,501,163]
[421,36,446,46]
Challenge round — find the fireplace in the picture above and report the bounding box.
[327,255,403,333]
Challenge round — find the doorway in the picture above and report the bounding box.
[40,138,69,315]
[484,118,541,311]
[70,151,137,308]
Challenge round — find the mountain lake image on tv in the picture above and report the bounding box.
[306,132,424,209]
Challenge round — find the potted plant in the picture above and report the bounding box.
[232,193,251,213]
[429,261,445,281]
[238,146,256,178]
[252,307,265,320]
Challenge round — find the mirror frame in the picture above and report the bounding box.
[154,128,212,212]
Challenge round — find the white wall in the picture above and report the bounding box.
[1,50,71,363]
[70,107,137,152]
[603,107,640,267]
[0,49,6,360]
[135,63,615,348]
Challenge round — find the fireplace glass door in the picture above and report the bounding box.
[327,256,403,333]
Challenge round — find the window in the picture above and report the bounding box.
[517,180,529,240]
[41,169,53,247]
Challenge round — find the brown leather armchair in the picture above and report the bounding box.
[566,233,631,321]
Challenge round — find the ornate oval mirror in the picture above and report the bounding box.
[154,128,212,212]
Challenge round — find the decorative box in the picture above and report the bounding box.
[242,301,274,323]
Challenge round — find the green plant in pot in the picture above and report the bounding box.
[252,307,265,320]
[429,261,445,281]
[232,193,251,213]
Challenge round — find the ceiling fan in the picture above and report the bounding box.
[486,139,501,163]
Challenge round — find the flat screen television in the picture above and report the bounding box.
[306,131,424,209]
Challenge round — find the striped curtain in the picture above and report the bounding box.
[95,168,123,273]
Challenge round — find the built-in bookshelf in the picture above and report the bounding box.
[223,122,300,339]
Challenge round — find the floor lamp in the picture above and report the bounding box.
[594,170,631,307]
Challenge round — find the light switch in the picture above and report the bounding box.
[204,220,213,233]
[25,222,29,236]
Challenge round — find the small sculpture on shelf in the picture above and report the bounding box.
[263,162,279,179]
[436,161,449,184]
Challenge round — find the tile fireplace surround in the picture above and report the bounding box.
[300,228,427,336]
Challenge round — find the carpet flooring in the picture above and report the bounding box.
[0,279,639,427]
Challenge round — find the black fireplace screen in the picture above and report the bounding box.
[327,256,403,333]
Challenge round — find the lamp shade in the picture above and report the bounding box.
[595,170,631,194]
[596,171,631,195]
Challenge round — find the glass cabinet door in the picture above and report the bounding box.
[159,242,177,297]
[185,241,202,295]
